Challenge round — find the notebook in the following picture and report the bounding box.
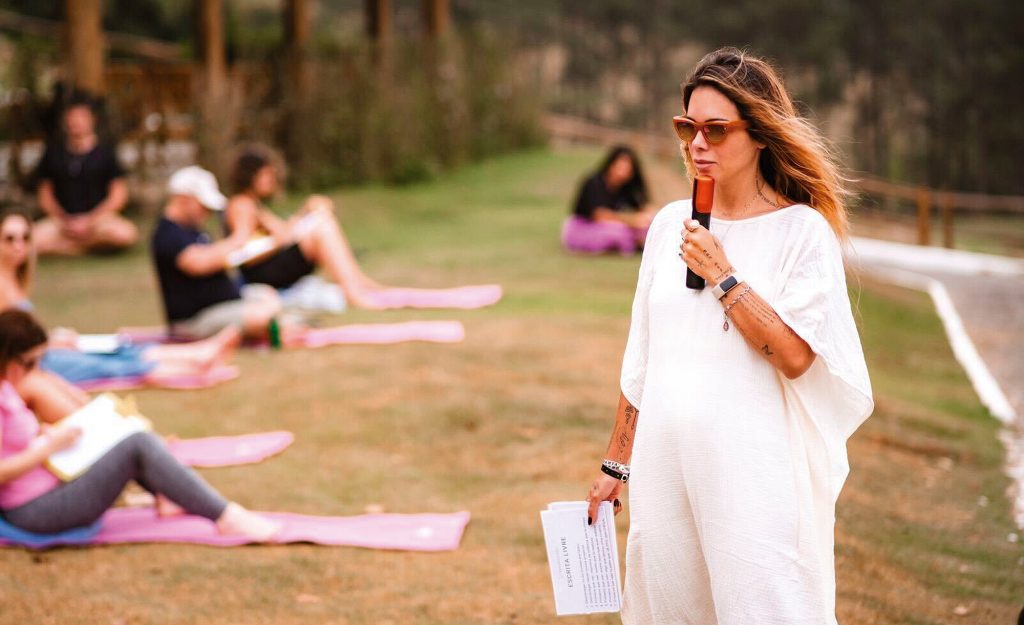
[45,394,151,481]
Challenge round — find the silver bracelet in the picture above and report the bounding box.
[721,284,752,332]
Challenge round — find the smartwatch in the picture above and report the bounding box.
[711,274,741,300]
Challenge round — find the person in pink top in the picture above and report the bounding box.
[0,309,278,539]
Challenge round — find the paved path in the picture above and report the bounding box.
[849,239,1024,526]
[928,272,1024,416]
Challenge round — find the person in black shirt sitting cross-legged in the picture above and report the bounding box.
[33,99,138,256]
[152,167,281,340]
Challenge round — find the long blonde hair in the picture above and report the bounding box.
[681,48,852,240]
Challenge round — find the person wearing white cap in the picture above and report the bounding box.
[152,167,281,339]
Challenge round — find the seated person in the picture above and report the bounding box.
[0,309,278,540]
[225,147,385,309]
[562,145,657,255]
[33,97,138,256]
[152,166,283,340]
[0,210,238,422]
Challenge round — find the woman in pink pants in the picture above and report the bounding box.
[562,145,657,255]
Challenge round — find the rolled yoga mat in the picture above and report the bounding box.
[0,508,471,551]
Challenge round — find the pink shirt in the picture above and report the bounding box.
[0,382,60,510]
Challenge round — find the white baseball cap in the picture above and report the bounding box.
[167,166,227,211]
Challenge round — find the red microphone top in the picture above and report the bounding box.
[693,176,714,214]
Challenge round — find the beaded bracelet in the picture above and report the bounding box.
[721,284,752,332]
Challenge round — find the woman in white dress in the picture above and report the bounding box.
[585,48,873,624]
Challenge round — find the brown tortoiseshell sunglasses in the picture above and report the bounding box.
[672,116,750,145]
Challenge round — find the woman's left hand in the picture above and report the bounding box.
[679,219,734,285]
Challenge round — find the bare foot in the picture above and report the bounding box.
[209,326,241,366]
[215,502,282,542]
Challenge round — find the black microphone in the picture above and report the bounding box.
[685,175,715,290]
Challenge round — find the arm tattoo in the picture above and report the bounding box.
[613,405,640,455]
[761,344,775,356]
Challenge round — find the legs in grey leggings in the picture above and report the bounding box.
[4,431,228,534]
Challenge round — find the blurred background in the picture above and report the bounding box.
[0,1,1022,210]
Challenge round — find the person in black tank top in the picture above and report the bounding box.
[224,147,387,309]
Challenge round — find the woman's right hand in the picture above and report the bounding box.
[41,425,83,454]
[586,472,624,525]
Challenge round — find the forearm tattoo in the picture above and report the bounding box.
[728,289,792,363]
[611,404,640,457]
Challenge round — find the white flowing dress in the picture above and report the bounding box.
[619,200,873,625]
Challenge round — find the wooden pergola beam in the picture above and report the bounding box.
[0,9,179,61]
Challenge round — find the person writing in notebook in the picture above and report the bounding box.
[0,309,279,539]
[584,48,872,624]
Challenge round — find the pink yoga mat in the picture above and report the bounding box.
[0,508,471,551]
[75,365,240,392]
[301,320,465,348]
[362,284,502,310]
[119,321,467,347]
[167,431,294,468]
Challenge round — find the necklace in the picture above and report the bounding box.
[755,173,781,209]
[726,173,772,220]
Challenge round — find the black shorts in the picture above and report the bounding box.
[240,243,316,289]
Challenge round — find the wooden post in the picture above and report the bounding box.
[422,0,449,38]
[196,0,230,176]
[284,0,312,99]
[365,0,392,65]
[916,187,931,246]
[64,0,106,96]
[940,192,955,249]
[283,0,312,171]
[198,0,227,87]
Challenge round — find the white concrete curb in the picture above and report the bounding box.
[865,266,1016,424]
[850,236,1024,277]
[848,237,1023,528]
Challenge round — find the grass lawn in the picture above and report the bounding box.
[1,148,1021,624]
